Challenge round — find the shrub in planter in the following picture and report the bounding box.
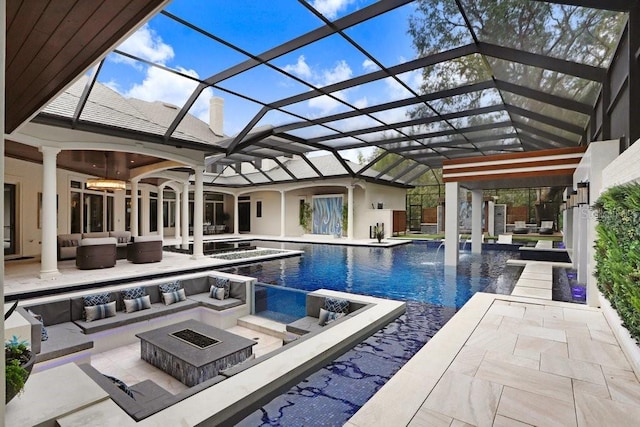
[5,335,35,403]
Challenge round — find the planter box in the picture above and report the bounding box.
[599,292,640,377]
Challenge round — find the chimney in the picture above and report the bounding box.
[209,96,224,136]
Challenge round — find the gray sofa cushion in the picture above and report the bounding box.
[27,299,71,326]
[181,276,210,296]
[286,316,324,335]
[83,232,110,239]
[229,281,246,301]
[80,237,117,246]
[37,322,93,362]
[187,293,243,311]
[79,363,226,421]
[109,231,132,246]
[74,300,199,334]
[57,233,82,260]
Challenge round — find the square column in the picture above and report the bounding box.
[444,181,459,267]
[192,167,204,259]
[280,191,286,237]
[471,189,483,254]
[181,181,189,249]
[347,185,354,240]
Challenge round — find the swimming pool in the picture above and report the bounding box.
[228,240,519,426]
[227,240,517,309]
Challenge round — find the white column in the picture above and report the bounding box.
[192,168,204,259]
[130,179,139,237]
[182,181,189,248]
[444,181,460,267]
[471,189,482,254]
[39,146,61,279]
[157,184,164,239]
[174,189,181,239]
[234,194,239,235]
[280,190,286,237]
[347,185,354,240]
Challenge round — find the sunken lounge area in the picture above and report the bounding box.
[4,267,404,426]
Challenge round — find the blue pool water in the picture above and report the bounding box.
[228,240,515,309]
[226,241,519,426]
[237,301,456,427]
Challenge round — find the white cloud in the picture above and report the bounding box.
[311,0,355,19]
[102,79,121,93]
[321,60,352,85]
[362,59,379,73]
[308,95,343,115]
[282,56,355,115]
[353,96,368,109]
[112,24,174,65]
[124,66,213,122]
[283,55,313,79]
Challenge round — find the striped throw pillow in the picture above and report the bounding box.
[123,295,151,313]
[85,301,116,322]
[162,288,186,305]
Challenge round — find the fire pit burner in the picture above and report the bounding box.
[170,328,221,349]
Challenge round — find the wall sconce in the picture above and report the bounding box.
[577,181,589,206]
[560,201,567,212]
[569,190,578,209]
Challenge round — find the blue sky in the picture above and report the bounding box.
[97,0,420,161]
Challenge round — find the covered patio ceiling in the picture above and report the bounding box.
[18,1,634,187]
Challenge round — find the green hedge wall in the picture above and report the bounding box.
[593,183,640,343]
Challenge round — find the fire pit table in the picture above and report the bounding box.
[136,319,256,386]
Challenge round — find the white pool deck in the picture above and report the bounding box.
[4,237,640,426]
[348,260,640,427]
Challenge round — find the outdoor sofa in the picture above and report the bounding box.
[20,273,248,363]
[57,231,131,260]
[74,291,375,422]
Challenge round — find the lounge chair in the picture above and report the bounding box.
[539,221,554,235]
[497,234,513,244]
[513,221,529,234]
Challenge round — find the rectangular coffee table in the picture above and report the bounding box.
[136,319,256,386]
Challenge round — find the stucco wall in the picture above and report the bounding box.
[363,182,406,210]
[247,190,281,235]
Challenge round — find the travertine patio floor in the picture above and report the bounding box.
[348,292,640,427]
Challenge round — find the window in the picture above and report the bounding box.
[256,201,262,218]
[71,187,114,233]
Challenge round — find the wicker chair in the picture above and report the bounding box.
[127,235,163,264]
[76,237,117,270]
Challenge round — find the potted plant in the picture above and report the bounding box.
[374,225,384,243]
[5,302,36,403]
[299,202,312,233]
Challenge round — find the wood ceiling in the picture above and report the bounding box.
[5,0,167,133]
[5,141,163,180]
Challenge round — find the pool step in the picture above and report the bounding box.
[237,315,287,340]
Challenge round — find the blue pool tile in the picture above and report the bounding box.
[237,302,455,427]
